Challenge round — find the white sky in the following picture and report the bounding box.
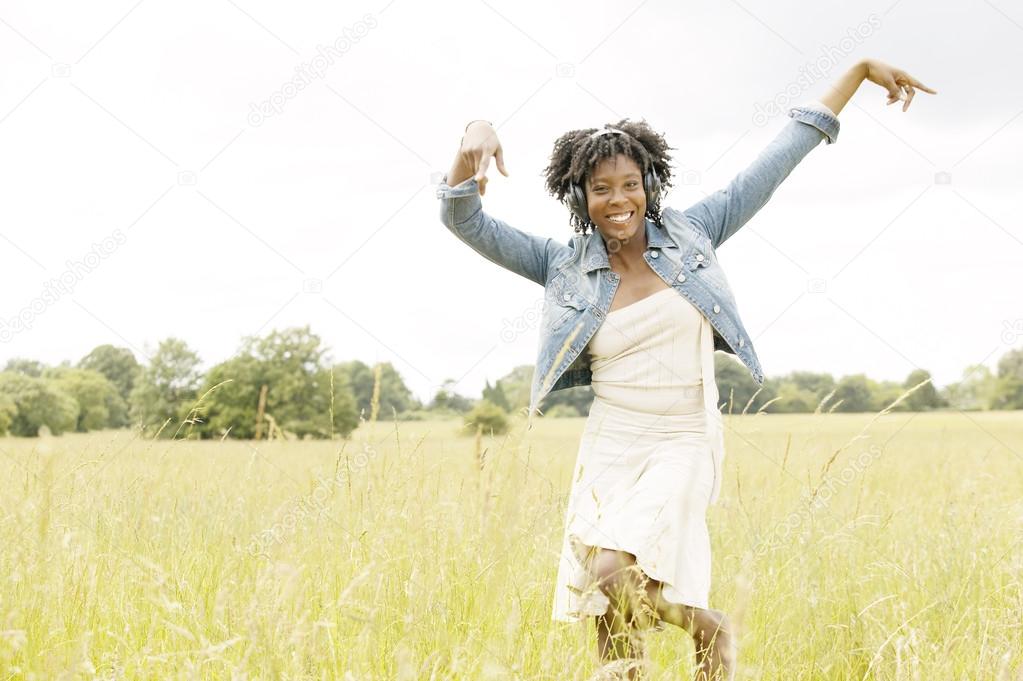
[0,0,1020,405]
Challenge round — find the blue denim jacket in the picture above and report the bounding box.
[436,103,840,422]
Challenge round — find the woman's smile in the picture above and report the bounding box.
[606,210,635,224]
[599,206,641,240]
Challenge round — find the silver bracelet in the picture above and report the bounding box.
[464,119,493,132]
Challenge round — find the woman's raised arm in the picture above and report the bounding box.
[678,103,840,250]
[437,121,563,287]
[679,59,935,249]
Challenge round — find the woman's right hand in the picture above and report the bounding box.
[451,121,508,196]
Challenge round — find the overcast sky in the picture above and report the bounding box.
[1,0,1020,405]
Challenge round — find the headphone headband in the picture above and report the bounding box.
[589,127,630,140]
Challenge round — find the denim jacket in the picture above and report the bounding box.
[436,103,840,424]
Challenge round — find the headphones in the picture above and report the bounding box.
[565,127,662,229]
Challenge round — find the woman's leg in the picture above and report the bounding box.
[594,611,645,678]
[641,579,736,681]
[588,549,650,679]
[590,548,736,681]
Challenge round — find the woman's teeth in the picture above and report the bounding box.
[607,211,633,223]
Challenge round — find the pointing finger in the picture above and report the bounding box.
[495,146,509,177]
[910,76,937,94]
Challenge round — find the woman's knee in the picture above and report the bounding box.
[590,549,636,587]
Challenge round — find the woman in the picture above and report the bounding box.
[436,58,935,680]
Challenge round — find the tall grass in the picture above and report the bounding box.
[1,405,1021,679]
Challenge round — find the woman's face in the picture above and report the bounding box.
[585,154,646,242]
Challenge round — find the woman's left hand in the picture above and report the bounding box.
[861,59,937,112]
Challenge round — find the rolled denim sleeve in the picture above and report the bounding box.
[677,101,840,249]
[790,100,840,143]
[436,175,558,287]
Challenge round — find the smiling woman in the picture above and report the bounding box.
[435,57,935,681]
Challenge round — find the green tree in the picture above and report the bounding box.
[992,348,1023,409]
[997,347,1023,376]
[334,360,415,420]
[45,367,127,431]
[196,354,262,438]
[482,379,511,412]
[943,364,998,411]
[767,380,818,413]
[0,393,15,435]
[496,365,533,412]
[715,354,771,414]
[78,345,140,413]
[0,372,79,436]
[870,380,911,412]
[758,371,838,413]
[832,374,875,412]
[539,385,593,417]
[992,376,1023,410]
[788,371,836,396]
[902,369,945,411]
[429,379,474,413]
[3,358,46,377]
[196,327,359,439]
[129,338,203,434]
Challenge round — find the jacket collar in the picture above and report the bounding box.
[580,217,677,273]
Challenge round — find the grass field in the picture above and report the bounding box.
[1,408,1021,680]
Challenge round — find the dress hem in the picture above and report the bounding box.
[552,534,710,629]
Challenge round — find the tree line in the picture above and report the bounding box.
[1,326,1021,438]
[0,327,413,439]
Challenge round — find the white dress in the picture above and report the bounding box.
[551,287,725,625]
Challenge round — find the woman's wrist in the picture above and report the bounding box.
[820,62,868,117]
[459,120,495,153]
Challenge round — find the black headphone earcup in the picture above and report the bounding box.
[644,167,661,210]
[567,183,588,223]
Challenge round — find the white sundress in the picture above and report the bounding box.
[551,287,725,626]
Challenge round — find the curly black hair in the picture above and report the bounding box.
[542,118,675,235]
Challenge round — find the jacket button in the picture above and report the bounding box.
[676,273,686,282]
[696,253,704,261]
[738,338,745,347]
[713,304,721,313]
[563,293,571,301]
[650,251,659,259]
